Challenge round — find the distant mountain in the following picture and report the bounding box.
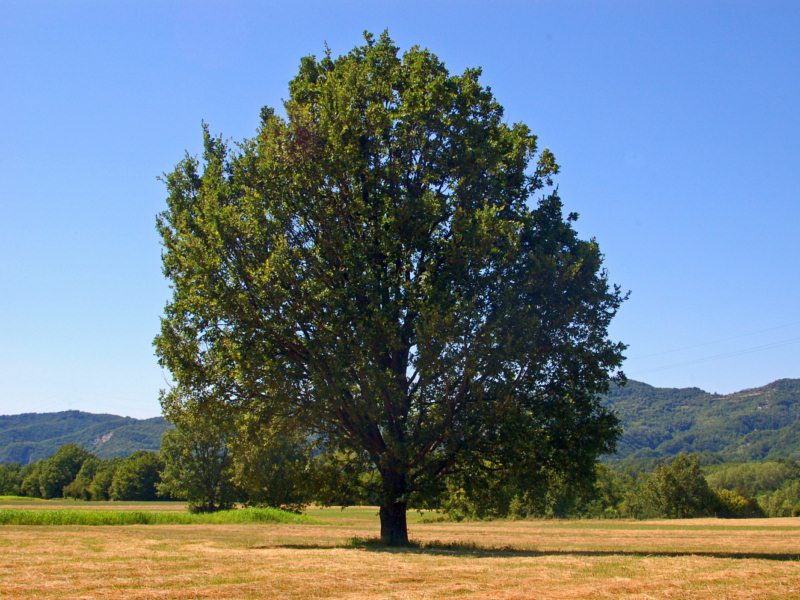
[606,379,800,463]
[3,378,799,465]
[0,411,171,464]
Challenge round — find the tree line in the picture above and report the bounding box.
[2,424,799,520]
[0,444,162,501]
[432,453,800,520]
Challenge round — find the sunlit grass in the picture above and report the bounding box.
[0,497,188,511]
[2,512,799,598]
[0,506,313,526]
[0,495,45,501]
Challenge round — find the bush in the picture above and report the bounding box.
[713,488,764,518]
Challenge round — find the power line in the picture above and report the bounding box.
[628,336,800,376]
[631,320,800,360]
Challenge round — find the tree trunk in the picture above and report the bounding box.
[379,500,409,546]
[379,467,410,545]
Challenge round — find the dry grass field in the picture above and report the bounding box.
[1,500,799,599]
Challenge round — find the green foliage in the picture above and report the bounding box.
[157,398,239,512]
[310,451,382,507]
[624,454,718,519]
[0,411,170,464]
[19,463,42,497]
[703,459,800,518]
[36,444,91,499]
[433,454,798,521]
[758,481,800,517]
[158,389,320,512]
[714,489,764,518]
[0,506,311,526]
[0,463,22,496]
[229,413,315,512]
[109,451,163,501]
[577,464,635,518]
[440,465,595,521]
[155,31,625,544]
[606,379,800,463]
[87,460,120,501]
[705,460,800,497]
[63,457,101,500]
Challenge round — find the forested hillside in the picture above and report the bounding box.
[607,379,800,462]
[0,411,170,463]
[2,378,798,465]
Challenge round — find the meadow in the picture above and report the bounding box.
[0,499,798,599]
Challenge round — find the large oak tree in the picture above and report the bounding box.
[156,33,625,544]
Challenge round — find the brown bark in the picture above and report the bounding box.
[379,501,409,546]
[379,467,410,545]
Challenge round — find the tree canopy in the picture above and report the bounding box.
[155,32,626,544]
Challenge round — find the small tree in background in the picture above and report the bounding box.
[625,454,717,518]
[63,456,101,500]
[110,451,162,501]
[88,459,121,501]
[229,411,316,512]
[158,392,239,512]
[0,463,23,496]
[19,463,42,497]
[37,444,91,499]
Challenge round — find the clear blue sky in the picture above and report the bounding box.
[1,1,798,418]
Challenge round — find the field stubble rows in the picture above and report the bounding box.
[0,503,798,599]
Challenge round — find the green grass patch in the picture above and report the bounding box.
[0,506,314,526]
[0,495,45,501]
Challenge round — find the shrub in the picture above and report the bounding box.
[713,488,764,518]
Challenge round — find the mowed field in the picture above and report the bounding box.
[1,499,799,599]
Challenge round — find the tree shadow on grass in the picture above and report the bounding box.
[261,538,800,561]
